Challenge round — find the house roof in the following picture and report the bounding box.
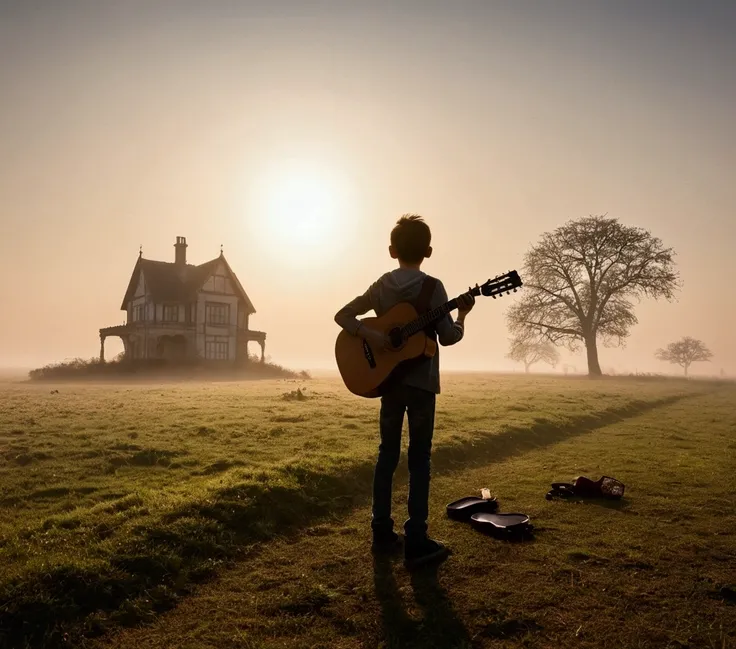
[120,254,256,314]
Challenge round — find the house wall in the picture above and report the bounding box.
[121,259,253,363]
[196,260,241,361]
[127,273,148,324]
[126,273,149,359]
[126,272,195,360]
[195,295,240,360]
[238,308,248,330]
[153,303,187,323]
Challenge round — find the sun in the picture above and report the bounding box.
[247,159,355,265]
[268,169,338,242]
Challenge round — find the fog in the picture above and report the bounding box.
[2,1,734,376]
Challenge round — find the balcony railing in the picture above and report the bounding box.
[100,321,266,341]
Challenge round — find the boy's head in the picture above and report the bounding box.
[389,214,432,266]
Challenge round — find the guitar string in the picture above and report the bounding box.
[400,280,516,338]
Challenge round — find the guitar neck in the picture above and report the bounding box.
[402,299,460,337]
[398,271,521,338]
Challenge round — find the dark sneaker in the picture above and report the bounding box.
[404,537,450,570]
[372,529,402,554]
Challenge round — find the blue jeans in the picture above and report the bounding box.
[371,385,436,540]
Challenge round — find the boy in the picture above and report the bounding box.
[334,214,474,570]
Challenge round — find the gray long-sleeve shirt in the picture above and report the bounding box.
[334,268,464,394]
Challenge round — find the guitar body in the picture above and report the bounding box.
[334,269,522,398]
[335,302,437,398]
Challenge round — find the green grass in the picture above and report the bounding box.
[0,375,734,648]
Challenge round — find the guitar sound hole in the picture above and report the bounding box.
[388,327,404,349]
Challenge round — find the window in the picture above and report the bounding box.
[205,340,229,360]
[206,302,229,326]
[133,305,145,322]
[163,305,179,322]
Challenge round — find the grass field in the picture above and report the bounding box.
[1,375,734,648]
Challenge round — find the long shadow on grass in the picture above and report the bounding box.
[373,554,471,649]
[429,394,689,479]
[0,392,698,649]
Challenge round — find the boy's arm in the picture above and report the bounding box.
[335,283,389,350]
[334,287,375,336]
[433,281,466,347]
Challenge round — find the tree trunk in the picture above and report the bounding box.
[683,364,689,377]
[524,362,531,374]
[585,334,602,377]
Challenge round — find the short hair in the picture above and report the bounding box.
[390,214,431,263]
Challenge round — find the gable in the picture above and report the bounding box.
[134,272,146,298]
[201,275,236,294]
[201,261,235,295]
[196,256,255,314]
[120,256,143,310]
[220,255,256,314]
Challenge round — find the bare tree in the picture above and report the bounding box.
[507,215,679,376]
[507,336,560,373]
[655,337,712,377]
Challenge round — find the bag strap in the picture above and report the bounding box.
[545,483,577,500]
[414,275,438,315]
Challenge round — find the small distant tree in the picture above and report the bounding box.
[507,336,560,373]
[655,337,712,377]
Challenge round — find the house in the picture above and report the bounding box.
[99,237,266,364]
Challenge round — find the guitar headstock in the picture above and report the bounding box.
[476,270,523,299]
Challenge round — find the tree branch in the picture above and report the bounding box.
[521,320,582,337]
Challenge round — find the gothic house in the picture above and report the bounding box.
[99,237,266,364]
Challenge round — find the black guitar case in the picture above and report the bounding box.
[469,512,534,539]
[446,496,533,539]
[446,495,499,520]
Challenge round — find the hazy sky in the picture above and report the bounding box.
[1,0,735,374]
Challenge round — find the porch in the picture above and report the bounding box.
[238,329,267,363]
[98,323,267,363]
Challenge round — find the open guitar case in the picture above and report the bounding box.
[446,496,534,540]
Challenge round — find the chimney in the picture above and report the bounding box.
[174,236,188,265]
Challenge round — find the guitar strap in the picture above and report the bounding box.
[414,275,438,340]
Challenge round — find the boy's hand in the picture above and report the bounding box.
[357,325,390,351]
[457,290,476,316]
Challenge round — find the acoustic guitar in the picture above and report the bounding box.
[335,271,523,397]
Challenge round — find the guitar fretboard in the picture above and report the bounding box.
[401,299,459,337]
[396,271,520,339]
